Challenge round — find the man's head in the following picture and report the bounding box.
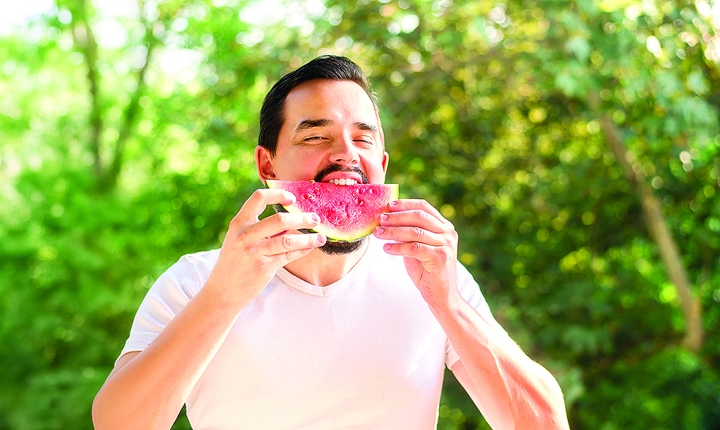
[258,55,383,157]
[255,55,389,255]
[255,54,388,187]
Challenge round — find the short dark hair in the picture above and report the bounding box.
[258,55,380,156]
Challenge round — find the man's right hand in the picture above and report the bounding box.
[206,188,326,304]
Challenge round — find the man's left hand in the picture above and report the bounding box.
[373,199,459,308]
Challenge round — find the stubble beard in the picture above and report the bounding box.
[319,237,366,255]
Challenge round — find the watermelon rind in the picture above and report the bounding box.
[266,180,399,242]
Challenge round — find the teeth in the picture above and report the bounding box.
[328,178,358,185]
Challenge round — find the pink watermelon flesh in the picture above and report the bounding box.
[266,180,399,242]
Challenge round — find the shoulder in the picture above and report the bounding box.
[454,261,478,290]
[453,260,486,302]
[151,249,221,300]
[177,248,221,268]
[453,261,507,334]
[164,248,220,278]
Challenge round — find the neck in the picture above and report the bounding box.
[283,238,370,286]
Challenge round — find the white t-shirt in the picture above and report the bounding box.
[121,237,505,429]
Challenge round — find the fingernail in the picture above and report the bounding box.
[311,214,320,223]
[389,200,398,206]
[376,227,385,235]
[380,214,389,221]
[317,235,326,244]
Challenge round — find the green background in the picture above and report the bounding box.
[1,0,719,428]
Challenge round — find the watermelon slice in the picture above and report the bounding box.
[266,180,399,242]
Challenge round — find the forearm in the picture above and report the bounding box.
[431,294,569,430]
[92,280,252,430]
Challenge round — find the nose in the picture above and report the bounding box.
[328,136,359,166]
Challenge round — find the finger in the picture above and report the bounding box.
[387,199,447,223]
[379,209,448,234]
[382,241,453,264]
[237,189,297,222]
[374,225,446,246]
[259,232,327,256]
[271,246,318,265]
[248,211,322,239]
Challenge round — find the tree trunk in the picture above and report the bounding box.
[67,0,156,191]
[594,110,704,352]
[69,0,103,181]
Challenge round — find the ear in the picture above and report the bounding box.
[255,146,277,184]
[382,151,389,174]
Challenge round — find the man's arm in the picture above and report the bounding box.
[92,189,326,430]
[442,299,568,430]
[375,199,569,430]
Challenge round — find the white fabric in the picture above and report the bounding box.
[120,237,505,429]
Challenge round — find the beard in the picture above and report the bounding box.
[319,237,366,255]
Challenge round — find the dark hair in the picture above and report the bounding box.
[258,55,380,156]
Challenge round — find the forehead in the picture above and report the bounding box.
[283,79,378,122]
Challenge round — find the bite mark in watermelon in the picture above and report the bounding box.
[266,180,399,242]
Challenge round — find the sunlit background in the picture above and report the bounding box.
[1,1,719,429]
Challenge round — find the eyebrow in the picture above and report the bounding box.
[295,119,332,132]
[354,121,378,133]
[294,119,378,133]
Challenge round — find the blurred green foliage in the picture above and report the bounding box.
[1,0,719,429]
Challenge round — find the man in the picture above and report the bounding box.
[93,55,569,429]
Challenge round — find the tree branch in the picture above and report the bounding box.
[104,22,157,190]
[69,0,103,181]
[588,94,704,352]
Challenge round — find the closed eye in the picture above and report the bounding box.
[353,137,375,146]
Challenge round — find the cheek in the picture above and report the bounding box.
[361,153,388,181]
[283,152,322,178]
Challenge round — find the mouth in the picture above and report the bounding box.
[314,165,368,185]
[324,177,361,186]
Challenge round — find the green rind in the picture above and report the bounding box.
[266,180,399,242]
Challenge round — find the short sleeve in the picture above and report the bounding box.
[445,262,507,368]
[118,255,206,361]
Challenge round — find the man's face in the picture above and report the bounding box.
[256,79,389,185]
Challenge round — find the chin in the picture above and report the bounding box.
[319,237,366,255]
